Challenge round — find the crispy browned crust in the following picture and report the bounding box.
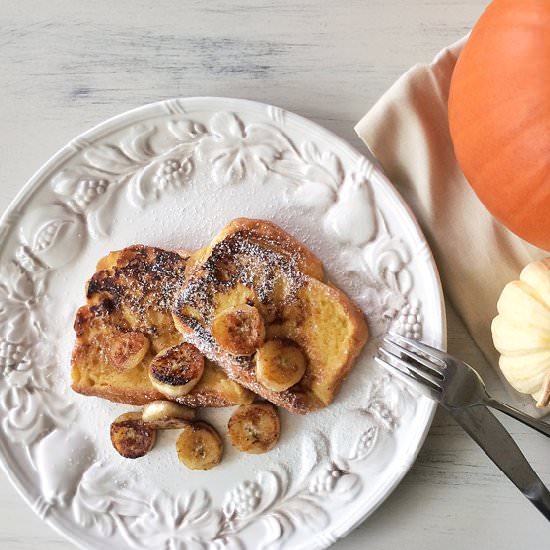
[71,244,254,408]
[185,218,325,281]
[71,381,246,407]
[173,219,369,414]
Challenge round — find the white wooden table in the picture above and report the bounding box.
[1,1,548,548]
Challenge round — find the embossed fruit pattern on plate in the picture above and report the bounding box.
[0,98,444,550]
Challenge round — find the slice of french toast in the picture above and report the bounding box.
[71,245,254,407]
[172,219,369,414]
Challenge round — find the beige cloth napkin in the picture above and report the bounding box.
[355,38,547,413]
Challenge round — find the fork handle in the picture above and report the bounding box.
[484,398,550,438]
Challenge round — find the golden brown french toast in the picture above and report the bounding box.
[172,219,369,414]
[71,245,254,407]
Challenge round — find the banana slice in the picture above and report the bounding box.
[142,400,196,429]
[255,339,307,392]
[107,331,149,370]
[228,403,280,454]
[212,304,265,356]
[110,411,156,458]
[176,421,223,470]
[149,343,205,398]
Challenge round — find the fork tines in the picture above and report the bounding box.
[376,332,445,398]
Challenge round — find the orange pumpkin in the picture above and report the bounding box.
[448,0,550,251]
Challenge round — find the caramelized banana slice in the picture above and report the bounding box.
[142,401,196,429]
[228,403,280,454]
[107,331,149,371]
[149,343,205,398]
[110,411,156,458]
[255,339,307,392]
[212,304,265,356]
[176,421,223,470]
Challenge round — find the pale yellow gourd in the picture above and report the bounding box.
[491,258,550,408]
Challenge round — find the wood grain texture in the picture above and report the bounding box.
[3,1,548,549]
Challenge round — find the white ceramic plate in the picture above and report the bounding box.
[0,97,444,550]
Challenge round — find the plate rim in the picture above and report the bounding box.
[0,96,446,550]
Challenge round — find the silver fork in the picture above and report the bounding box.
[376,332,550,521]
[378,332,550,436]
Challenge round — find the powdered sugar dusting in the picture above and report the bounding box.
[180,231,305,318]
